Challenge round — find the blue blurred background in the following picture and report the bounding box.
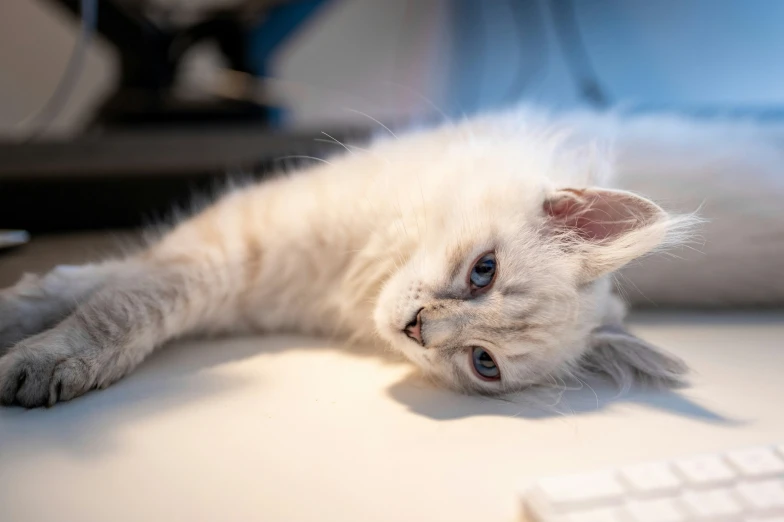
[449,1,784,116]
[3,0,784,137]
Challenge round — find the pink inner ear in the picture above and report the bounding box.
[544,188,657,240]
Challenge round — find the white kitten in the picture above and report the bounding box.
[0,107,695,407]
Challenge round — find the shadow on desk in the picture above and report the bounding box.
[0,330,735,465]
[386,372,737,425]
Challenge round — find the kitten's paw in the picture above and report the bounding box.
[0,337,95,408]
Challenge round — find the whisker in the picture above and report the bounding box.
[575,375,600,411]
[275,155,335,166]
[319,132,356,155]
[343,108,399,139]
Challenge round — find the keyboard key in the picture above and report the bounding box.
[674,454,736,487]
[726,447,784,478]
[735,480,784,511]
[680,488,744,519]
[626,498,688,522]
[620,462,682,497]
[527,471,625,512]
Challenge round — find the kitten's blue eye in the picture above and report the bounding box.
[469,252,497,290]
[471,347,500,380]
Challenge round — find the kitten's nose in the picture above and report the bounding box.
[404,308,424,346]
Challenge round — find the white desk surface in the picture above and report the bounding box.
[1,311,782,522]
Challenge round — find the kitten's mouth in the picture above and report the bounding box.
[402,308,424,346]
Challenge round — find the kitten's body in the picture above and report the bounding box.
[0,107,753,407]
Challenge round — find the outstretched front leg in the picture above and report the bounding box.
[0,262,123,355]
[0,257,235,407]
[0,193,267,407]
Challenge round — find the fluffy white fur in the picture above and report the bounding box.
[3,106,775,407]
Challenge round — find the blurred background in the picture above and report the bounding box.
[1,0,784,242]
[5,0,784,134]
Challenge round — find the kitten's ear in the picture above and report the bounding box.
[581,324,689,391]
[543,188,668,282]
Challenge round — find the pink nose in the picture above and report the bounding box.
[404,309,424,346]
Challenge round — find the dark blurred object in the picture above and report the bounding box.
[0,0,355,235]
[0,125,371,233]
[47,0,328,129]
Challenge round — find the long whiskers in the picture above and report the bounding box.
[343,108,399,139]
[275,155,335,167]
[317,132,359,155]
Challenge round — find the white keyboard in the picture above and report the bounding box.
[522,443,784,522]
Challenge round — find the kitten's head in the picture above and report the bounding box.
[374,172,689,395]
